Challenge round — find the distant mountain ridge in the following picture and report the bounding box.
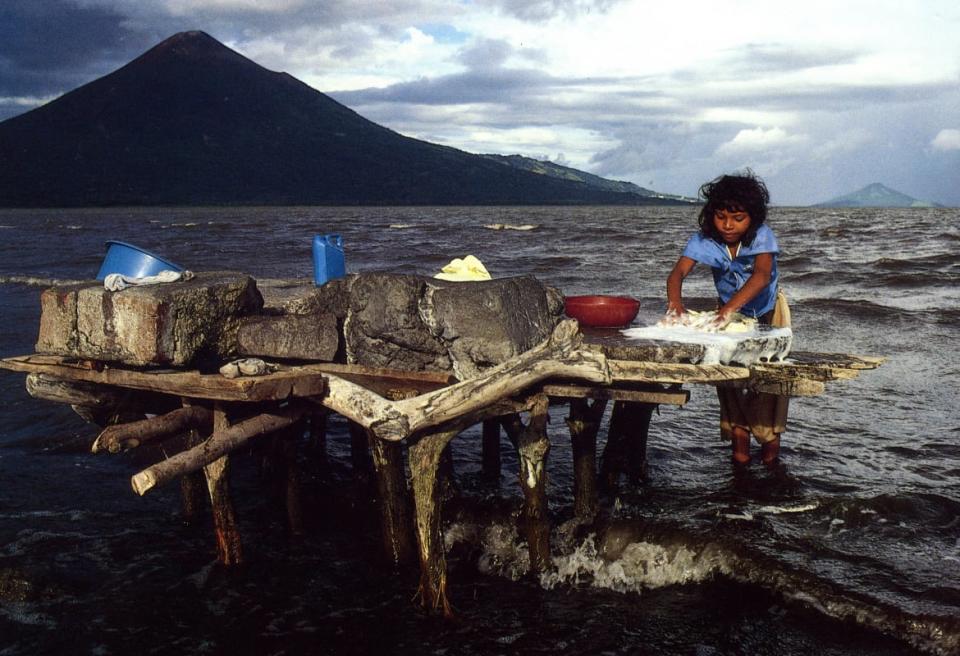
[0,31,689,208]
[813,183,940,208]
[483,154,696,203]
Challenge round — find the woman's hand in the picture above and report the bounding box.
[711,306,734,330]
[662,304,686,325]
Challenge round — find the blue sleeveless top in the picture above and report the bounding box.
[681,224,780,317]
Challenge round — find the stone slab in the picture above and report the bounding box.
[36,272,262,366]
[237,313,339,361]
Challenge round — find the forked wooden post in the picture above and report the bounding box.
[566,398,607,519]
[204,404,243,566]
[502,394,552,575]
[408,428,460,618]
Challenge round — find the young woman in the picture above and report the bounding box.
[665,171,790,465]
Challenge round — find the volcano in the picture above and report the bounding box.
[0,31,676,207]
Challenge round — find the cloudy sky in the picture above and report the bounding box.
[2,0,959,205]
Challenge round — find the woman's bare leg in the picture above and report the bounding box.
[760,435,781,465]
[731,426,751,464]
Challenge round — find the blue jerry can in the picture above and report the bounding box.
[313,234,346,285]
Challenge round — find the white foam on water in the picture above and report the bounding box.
[0,602,57,628]
[756,502,820,515]
[541,534,732,593]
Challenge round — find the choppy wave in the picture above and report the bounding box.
[0,275,83,287]
[448,517,960,655]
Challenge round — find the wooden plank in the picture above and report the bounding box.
[608,360,750,384]
[785,351,885,370]
[718,378,827,397]
[750,362,862,382]
[541,384,690,406]
[0,355,326,402]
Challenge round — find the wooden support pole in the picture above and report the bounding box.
[368,428,416,568]
[178,399,207,526]
[130,404,307,496]
[91,405,213,453]
[280,416,306,537]
[600,401,628,493]
[502,394,552,575]
[626,403,655,484]
[309,409,330,473]
[481,419,501,483]
[205,405,243,566]
[348,420,373,488]
[566,398,607,519]
[409,428,460,618]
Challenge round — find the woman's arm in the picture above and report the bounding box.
[717,252,773,322]
[666,255,697,317]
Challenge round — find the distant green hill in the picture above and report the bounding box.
[813,183,940,208]
[0,31,690,208]
[483,154,696,204]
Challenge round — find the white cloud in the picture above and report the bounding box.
[931,129,960,151]
[715,127,805,156]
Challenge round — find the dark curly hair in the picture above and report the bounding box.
[697,170,770,245]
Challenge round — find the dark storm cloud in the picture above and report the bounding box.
[694,79,959,113]
[333,67,662,113]
[0,0,156,96]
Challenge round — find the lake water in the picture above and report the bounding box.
[1,205,958,655]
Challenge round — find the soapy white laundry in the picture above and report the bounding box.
[103,269,194,291]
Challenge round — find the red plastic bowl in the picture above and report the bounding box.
[564,295,640,327]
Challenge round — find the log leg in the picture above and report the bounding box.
[280,416,307,537]
[409,428,460,618]
[179,428,207,525]
[502,394,552,575]
[204,404,243,566]
[626,403,655,484]
[566,398,607,519]
[309,409,330,474]
[349,420,373,488]
[368,430,416,568]
[439,442,457,501]
[481,419,501,483]
[179,398,206,526]
[599,401,629,494]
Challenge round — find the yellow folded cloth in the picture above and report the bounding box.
[434,255,492,281]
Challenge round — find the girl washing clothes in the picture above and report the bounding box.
[665,170,790,465]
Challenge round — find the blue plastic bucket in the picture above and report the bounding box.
[312,234,345,285]
[96,240,184,281]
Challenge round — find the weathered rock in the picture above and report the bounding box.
[345,273,451,372]
[254,277,352,318]
[36,272,262,366]
[36,282,89,354]
[237,313,339,361]
[425,276,564,378]
[344,272,563,377]
[253,278,316,315]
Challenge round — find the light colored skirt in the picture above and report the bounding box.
[717,289,790,444]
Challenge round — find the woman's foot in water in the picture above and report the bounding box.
[760,435,781,465]
[731,427,751,464]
